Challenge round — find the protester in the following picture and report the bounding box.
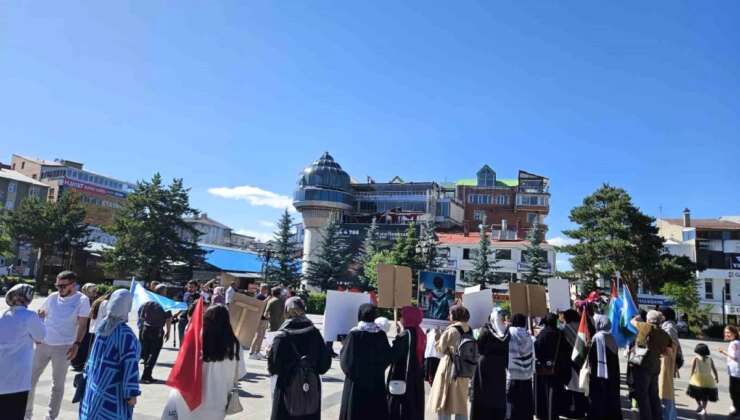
[149,281,160,291]
[225,281,237,306]
[587,314,622,420]
[627,309,649,413]
[428,304,473,420]
[629,310,673,420]
[280,282,289,299]
[178,280,200,344]
[268,296,332,420]
[719,325,740,416]
[470,308,509,420]
[138,284,173,383]
[387,306,426,420]
[659,306,682,420]
[168,305,246,420]
[249,284,270,360]
[507,313,535,420]
[86,291,112,358]
[0,284,45,420]
[339,304,393,420]
[424,328,443,384]
[559,309,589,417]
[26,270,91,420]
[265,287,286,332]
[534,313,570,420]
[686,343,719,416]
[71,283,98,371]
[201,280,214,303]
[212,286,226,306]
[80,290,141,420]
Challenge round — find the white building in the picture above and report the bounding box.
[182,213,255,249]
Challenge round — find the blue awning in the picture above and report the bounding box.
[200,245,301,274]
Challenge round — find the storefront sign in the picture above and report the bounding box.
[730,271,740,279]
[516,261,552,273]
[63,178,126,199]
[727,305,740,316]
[637,296,674,306]
[730,255,740,270]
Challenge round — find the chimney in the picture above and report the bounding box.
[683,208,691,228]
[202,212,208,220]
[463,221,470,237]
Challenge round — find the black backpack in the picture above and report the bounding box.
[283,338,321,416]
[453,326,478,379]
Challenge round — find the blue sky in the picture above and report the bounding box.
[2,2,739,270]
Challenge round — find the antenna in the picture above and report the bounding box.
[659,204,663,218]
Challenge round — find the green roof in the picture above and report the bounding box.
[454,178,518,187]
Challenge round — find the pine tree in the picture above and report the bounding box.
[355,217,381,290]
[0,214,12,259]
[304,218,353,291]
[418,219,440,271]
[390,222,425,289]
[101,173,206,282]
[522,220,549,285]
[465,218,500,288]
[267,209,301,288]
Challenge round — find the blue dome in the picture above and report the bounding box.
[296,152,351,191]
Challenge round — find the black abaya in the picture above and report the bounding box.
[586,340,622,420]
[387,329,424,420]
[534,326,571,420]
[471,325,509,420]
[339,328,393,420]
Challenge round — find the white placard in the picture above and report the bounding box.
[464,284,482,294]
[323,290,373,342]
[462,288,493,329]
[547,278,571,313]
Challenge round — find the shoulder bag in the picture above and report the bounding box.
[537,332,561,377]
[628,329,651,367]
[388,332,411,395]
[225,354,244,415]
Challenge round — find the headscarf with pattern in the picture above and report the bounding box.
[5,284,34,308]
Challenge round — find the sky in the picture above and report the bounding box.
[2,1,739,271]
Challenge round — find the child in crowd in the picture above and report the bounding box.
[719,325,740,417]
[687,343,719,416]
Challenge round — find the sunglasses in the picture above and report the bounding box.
[55,283,73,290]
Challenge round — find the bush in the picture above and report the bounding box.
[703,323,726,339]
[95,283,117,297]
[306,292,326,315]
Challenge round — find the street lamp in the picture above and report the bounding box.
[258,244,276,283]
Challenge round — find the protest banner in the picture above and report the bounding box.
[509,283,548,318]
[547,278,571,312]
[419,271,456,330]
[323,290,373,342]
[462,288,493,329]
[377,264,413,309]
[228,292,267,347]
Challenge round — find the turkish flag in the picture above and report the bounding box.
[166,297,204,411]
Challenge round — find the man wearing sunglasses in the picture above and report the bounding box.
[25,270,90,420]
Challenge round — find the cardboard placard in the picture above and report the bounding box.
[509,283,548,318]
[547,278,571,313]
[462,288,493,329]
[228,292,267,347]
[323,290,373,341]
[377,263,412,309]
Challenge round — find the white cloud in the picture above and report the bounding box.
[260,220,277,228]
[547,236,578,247]
[235,229,274,243]
[208,185,295,211]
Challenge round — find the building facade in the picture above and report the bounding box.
[182,213,256,249]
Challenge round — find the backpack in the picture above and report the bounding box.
[283,338,321,416]
[452,325,478,379]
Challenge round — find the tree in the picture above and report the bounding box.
[560,184,664,295]
[390,222,425,289]
[304,218,353,292]
[364,250,395,291]
[101,174,206,282]
[646,254,702,294]
[0,212,13,259]
[661,281,699,319]
[356,217,381,290]
[417,219,441,272]
[464,218,501,288]
[522,220,549,285]
[5,191,88,284]
[267,209,301,288]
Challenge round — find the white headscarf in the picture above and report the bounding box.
[490,308,508,336]
[96,290,133,337]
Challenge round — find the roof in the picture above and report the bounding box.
[200,244,301,273]
[14,155,64,167]
[184,214,231,230]
[225,272,263,279]
[455,178,518,187]
[0,169,50,187]
[661,218,740,230]
[437,232,554,248]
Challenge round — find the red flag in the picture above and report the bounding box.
[611,280,618,299]
[571,307,591,365]
[166,298,204,411]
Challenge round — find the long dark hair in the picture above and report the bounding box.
[90,292,113,320]
[202,305,241,362]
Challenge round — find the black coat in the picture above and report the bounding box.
[339,329,393,420]
[471,325,509,420]
[534,326,571,420]
[587,341,622,420]
[268,317,332,420]
[387,329,425,420]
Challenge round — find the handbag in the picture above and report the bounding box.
[537,332,561,376]
[72,372,86,404]
[578,358,590,397]
[225,356,244,415]
[388,331,412,396]
[628,331,651,367]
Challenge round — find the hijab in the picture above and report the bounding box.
[96,289,133,337]
[490,308,508,337]
[214,286,225,296]
[401,306,426,364]
[352,303,381,333]
[593,314,618,379]
[5,284,34,308]
[284,296,307,319]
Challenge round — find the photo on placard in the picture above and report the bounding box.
[419,271,456,321]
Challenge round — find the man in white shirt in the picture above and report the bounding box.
[225,281,237,306]
[25,271,91,420]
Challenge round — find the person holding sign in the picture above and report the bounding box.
[387,306,426,420]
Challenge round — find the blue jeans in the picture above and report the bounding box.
[662,399,676,420]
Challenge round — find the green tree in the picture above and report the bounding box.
[5,191,88,284]
[390,222,425,289]
[267,209,301,288]
[464,218,501,288]
[304,218,353,291]
[522,220,549,285]
[101,173,206,282]
[0,212,13,259]
[356,217,381,290]
[417,219,440,271]
[646,254,702,294]
[560,184,664,295]
[364,250,395,291]
[661,281,699,320]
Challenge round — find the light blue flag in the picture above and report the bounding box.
[608,293,630,347]
[618,285,639,342]
[130,280,188,313]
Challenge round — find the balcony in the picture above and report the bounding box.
[517,186,549,194]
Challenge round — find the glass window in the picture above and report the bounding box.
[463,249,471,260]
[495,249,512,260]
[496,195,508,205]
[527,213,538,224]
[5,201,14,210]
[8,182,17,193]
[726,279,732,301]
[474,210,485,221]
[705,280,714,300]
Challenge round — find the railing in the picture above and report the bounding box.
[517,186,549,194]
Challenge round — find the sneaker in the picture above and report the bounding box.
[249,352,265,360]
[140,376,155,384]
[698,409,706,416]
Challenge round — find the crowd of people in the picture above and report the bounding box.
[3,271,740,419]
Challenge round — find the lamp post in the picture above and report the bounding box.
[258,244,276,284]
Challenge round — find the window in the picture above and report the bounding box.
[495,195,508,205]
[468,194,492,204]
[517,195,548,206]
[705,280,714,300]
[5,201,13,210]
[11,163,15,170]
[8,182,17,193]
[495,249,512,260]
[726,279,732,301]
[48,188,55,199]
[477,166,495,187]
[31,174,37,179]
[21,162,25,169]
[29,187,40,197]
[460,270,466,282]
[474,211,485,221]
[527,213,538,224]
[463,248,472,260]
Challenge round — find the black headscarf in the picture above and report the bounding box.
[511,313,527,328]
[358,303,377,323]
[543,313,559,329]
[562,309,580,324]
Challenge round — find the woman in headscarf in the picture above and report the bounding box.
[507,313,535,420]
[560,308,590,418]
[587,314,622,420]
[212,286,226,306]
[268,296,332,420]
[0,284,45,420]
[80,289,141,420]
[428,304,473,420]
[71,283,98,371]
[88,292,112,346]
[387,306,426,420]
[534,313,571,420]
[470,307,510,420]
[339,303,393,420]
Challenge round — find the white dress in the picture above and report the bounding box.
[169,347,247,420]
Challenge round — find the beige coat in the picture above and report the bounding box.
[659,345,677,400]
[427,322,471,415]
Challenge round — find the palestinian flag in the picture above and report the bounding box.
[571,307,591,367]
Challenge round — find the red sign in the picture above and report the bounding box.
[63,178,126,198]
